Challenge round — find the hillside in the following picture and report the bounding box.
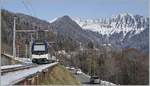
[1,9,103,55]
[2,9,149,55]
[72,14,149,53]
[40,65,80,85]
[69,48,149,85]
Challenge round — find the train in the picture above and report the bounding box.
[31,40,56,64]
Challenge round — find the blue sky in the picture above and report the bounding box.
[1,0,149,21]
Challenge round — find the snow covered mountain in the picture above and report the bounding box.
[72,13,149,37]
[72,13,149,53]
[49,13,149,53]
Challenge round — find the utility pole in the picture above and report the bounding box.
[17,45,19,57]
[25,43,28,58]
[13,17,16,58]
[0,8,1,56]
[29,33,33,58]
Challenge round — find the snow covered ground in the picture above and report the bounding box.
[1,64,23,70]
[17,58,32,64]
[2,53,32,64]
[1,62,58,85]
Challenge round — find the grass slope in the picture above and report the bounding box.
[41,64,80,85]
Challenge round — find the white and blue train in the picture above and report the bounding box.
[31,40,50,64]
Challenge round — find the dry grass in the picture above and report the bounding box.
[40,64,80,85]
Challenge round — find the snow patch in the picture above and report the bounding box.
[49,17,58,23]
[1,62,58,85]
[1,64,23,70]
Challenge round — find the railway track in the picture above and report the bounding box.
[1,64,38,75]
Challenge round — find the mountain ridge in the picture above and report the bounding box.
[2,9,149,54]
[72,13,148,36]
[49,13,149,53]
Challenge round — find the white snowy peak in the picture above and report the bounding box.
[72,13,149,36]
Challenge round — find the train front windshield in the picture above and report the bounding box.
[34,45,45,51]
[32,44,48,55]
